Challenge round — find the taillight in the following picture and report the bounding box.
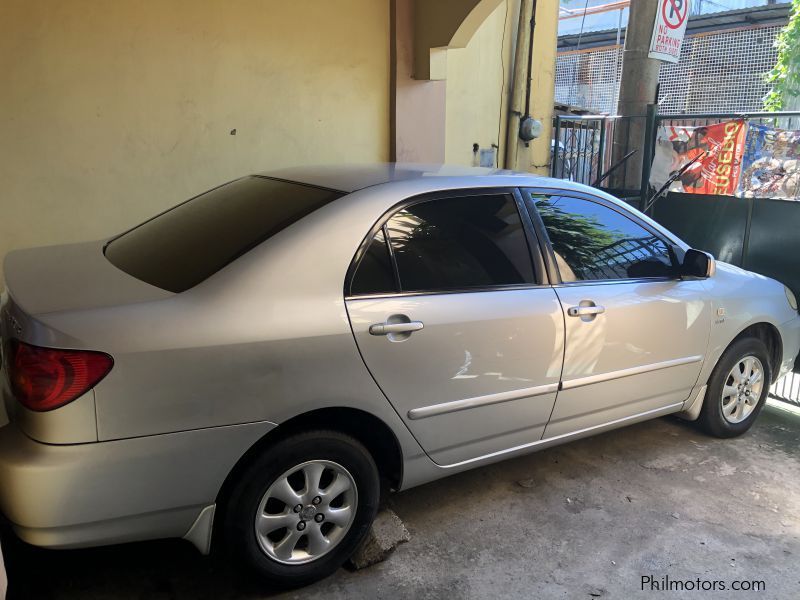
[7,340,113,412]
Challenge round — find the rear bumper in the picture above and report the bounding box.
[0,420,275,549]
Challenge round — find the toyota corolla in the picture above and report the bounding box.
[1,164,798,587]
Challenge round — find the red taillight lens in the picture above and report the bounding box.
[8,340,113,412]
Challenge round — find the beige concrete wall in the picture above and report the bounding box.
[444,0,517,167]
[0,0,389,282]
[443,0,558,174]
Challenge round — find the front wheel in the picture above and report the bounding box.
[698,337,772,438]
[223,431,380,588]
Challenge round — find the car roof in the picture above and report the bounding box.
[259,162,584,194]
[258,163,689,250]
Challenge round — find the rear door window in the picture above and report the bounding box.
[348,192,536,295]
[105,176,342,293]
[349,227,398,296]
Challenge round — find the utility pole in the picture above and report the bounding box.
[612,0,661,191]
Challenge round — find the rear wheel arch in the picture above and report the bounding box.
[214,407,403,524]
[221,430,380,585]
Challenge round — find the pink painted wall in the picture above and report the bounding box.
[392,0,446,163]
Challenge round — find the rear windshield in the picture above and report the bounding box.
[105,176,342,293]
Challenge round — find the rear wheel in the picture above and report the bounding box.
[699,337,771,438]
[223,431,380,588]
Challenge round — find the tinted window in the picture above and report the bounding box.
[350,228,397,296]
[385,194,535,292]
[105,177,342,292]
[530,194,672,282]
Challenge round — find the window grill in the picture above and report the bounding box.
[555,25,782,114]
[555,45,623,115]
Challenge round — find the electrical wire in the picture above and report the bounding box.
[496,0,511,167]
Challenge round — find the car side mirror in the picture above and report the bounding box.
[677,248,715,279]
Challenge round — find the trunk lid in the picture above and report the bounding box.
[3,240,173,317]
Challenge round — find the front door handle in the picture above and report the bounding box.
[369,321,424,336]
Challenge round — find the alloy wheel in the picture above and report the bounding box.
[721,355,764,424]
[254,460,358,565]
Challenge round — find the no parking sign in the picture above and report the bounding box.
[649,0,689,63]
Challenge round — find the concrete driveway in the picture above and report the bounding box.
[4,403,799,599]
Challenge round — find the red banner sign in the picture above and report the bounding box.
[650,120,747,195]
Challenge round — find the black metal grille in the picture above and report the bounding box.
[770,373,800,407]
[551,114,648,202]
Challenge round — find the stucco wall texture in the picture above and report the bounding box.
[0,0,390,282]
[445,0,557,173]
[0,0,558,285]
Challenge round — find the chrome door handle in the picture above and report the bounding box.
[369,321,424,336]
[567,305,605,317]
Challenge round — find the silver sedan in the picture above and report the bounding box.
[1,164,798,587]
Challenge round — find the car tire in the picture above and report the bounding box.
[698,336,772,438]
[222,430,380,588]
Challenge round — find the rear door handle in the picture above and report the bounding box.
[369,321,424,335]
[567,305,605,317]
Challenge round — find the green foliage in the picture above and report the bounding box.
[765,0,800,111]
[534,198,620,275]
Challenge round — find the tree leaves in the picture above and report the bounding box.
[765,0,800,111]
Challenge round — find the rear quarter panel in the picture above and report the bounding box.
[33,184,436,481]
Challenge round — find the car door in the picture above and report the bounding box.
[522,190,713,438]
[345,189,565,466]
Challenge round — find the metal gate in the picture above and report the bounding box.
[770,372,800,407]
[551,114,645,201]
